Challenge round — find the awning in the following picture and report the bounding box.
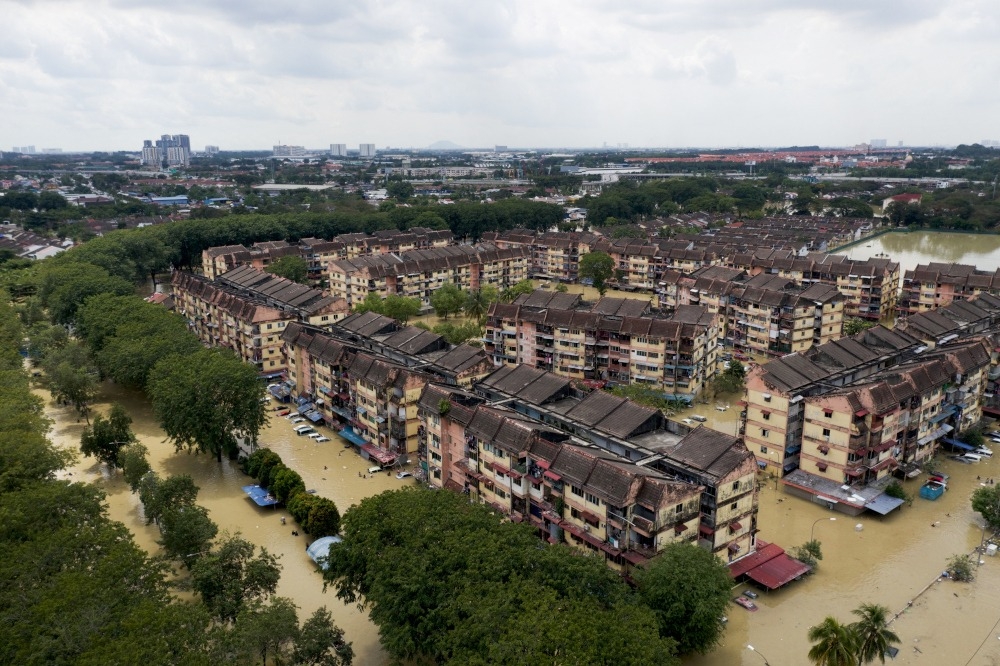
[943,437,973,451]
[306,410,324,422]
[747,553,812,589]
[338,427,366,447]
[865,493,905,515]
[622,550,649,565]
[361,443,396,465]
[543,470,561,482]
[297,402,314,414]
[242,484,279,507]
[534,459,551,470]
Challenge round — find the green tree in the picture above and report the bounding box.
[218,598,300,666]
[159,504,218,568]
[849,603,899,665]
[80,402,136,469]
[272,467,305,504]
[463,286,498,323]
[386,180,415,201]
[191,535,282,623]
[844,317,876,336]
[148,348,267,462]
[352,292,384,315]
[579,251,615,296]
[35,262,134,325]
[139,473,200,526]
[714,359,747,394]
[633,541,733,654]
[380,294,421,323]
[808,616,859,666]
[120,443,152,491]
[948,553,975,582]
[499,279,535,302]
[265,255,309,284]
[42,340,99,418]
[246,447,283,484]
[971,484,1000,529]
[792,539,824,569]
[430,283,466,319]
[293,607,354,666]
[37,190,68,210]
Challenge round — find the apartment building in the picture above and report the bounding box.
[895,293,1000,347]
[484,291,719,399]
[415,385,706,571]
[726,251,899,321]
[473,364,758,560]
[327,243,531,309]
[898,263,1000,316]
[726,275,845,357]
[742,326,923,475]
[200,229,454,279]
[172,266,349,376]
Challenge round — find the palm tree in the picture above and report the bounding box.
[850,603,899,665]
[463,289,491,323]
[808,616,858,666]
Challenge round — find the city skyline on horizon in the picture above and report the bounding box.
[3,1,998,152]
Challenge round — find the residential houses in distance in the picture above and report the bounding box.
[327,243,531,309]
[898,262,1000,316]
[484,289,720,400]
[172,265,350,377]
[201,228,454,280]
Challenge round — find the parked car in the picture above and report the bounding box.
[974,447,993,457]
[306,432,323,439]
[314,436,330,443]
[743,589,759,599]
[294,425,316,436]
[691,415,708,423]
[367,465,382,474]
[733,596,758,611]
[396,471,413,479]
[288,416,305,424]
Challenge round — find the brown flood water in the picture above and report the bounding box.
[44,382,398,666]
[43,382,1000,666]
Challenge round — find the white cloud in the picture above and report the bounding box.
[0,0,998,150]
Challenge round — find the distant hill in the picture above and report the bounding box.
[427,140,464,151]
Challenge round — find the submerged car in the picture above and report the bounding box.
[733,596,758,611]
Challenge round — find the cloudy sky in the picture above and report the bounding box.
[2,0,998,151]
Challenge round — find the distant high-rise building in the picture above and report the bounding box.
[273,145,306,157]
[330,143,347,157]
[359,143,376,158]
[495,145,507,152]
[205,145,219,155]
[147,134,190,166]
[870,139,887,148]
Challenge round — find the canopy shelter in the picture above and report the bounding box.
[242,484,279,507]
[729,540,812,591]
[338,427,366,447]
[865,493,905,515]
[306,535,343,570]
[943,437,974,452]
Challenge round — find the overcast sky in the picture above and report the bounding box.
[3,0,998,152]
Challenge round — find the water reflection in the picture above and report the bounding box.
[45,382,395,666]
[839,230,1000,273]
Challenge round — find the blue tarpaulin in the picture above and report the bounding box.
[242,484,279,507]
[339,427,366,447]
[306,410,324,422]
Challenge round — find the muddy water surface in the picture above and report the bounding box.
[838,230,1000,275]
[46,382,399,666]
[687,452,1000,666]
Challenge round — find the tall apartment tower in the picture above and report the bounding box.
[359,143,376,158]
[150,134,190,166]
[330,143,347,157]
[141,140,161,166]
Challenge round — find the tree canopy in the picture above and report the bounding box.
[579,251,615,296]
[265,255,309,284]
[80,402,136,469]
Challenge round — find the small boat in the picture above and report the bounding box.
[733,596,758,611]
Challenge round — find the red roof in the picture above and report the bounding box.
[728,540,812,590]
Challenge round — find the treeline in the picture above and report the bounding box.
[0,293,352,665]
[323,488,735,664]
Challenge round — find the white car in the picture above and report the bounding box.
[306,432,323,439]
[288,416,305,424]
[314,436,330,443]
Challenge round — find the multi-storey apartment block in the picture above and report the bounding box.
[484,291,719,399]
[472,364,759,561]
[172,266,349,376]
[328,243,530,309]
[898,262,1000,316]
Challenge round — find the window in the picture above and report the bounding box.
[676,503,684,514]
[760,446,768,454]
[585,492,601,505]
[761,428,769,438]
[732,481,739,491]
[762,411,771,420]
[824,410,833,418]
[763,394,772,403]
[730,502,738,511]
[822,428,831,438]
[570,485,584,497]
